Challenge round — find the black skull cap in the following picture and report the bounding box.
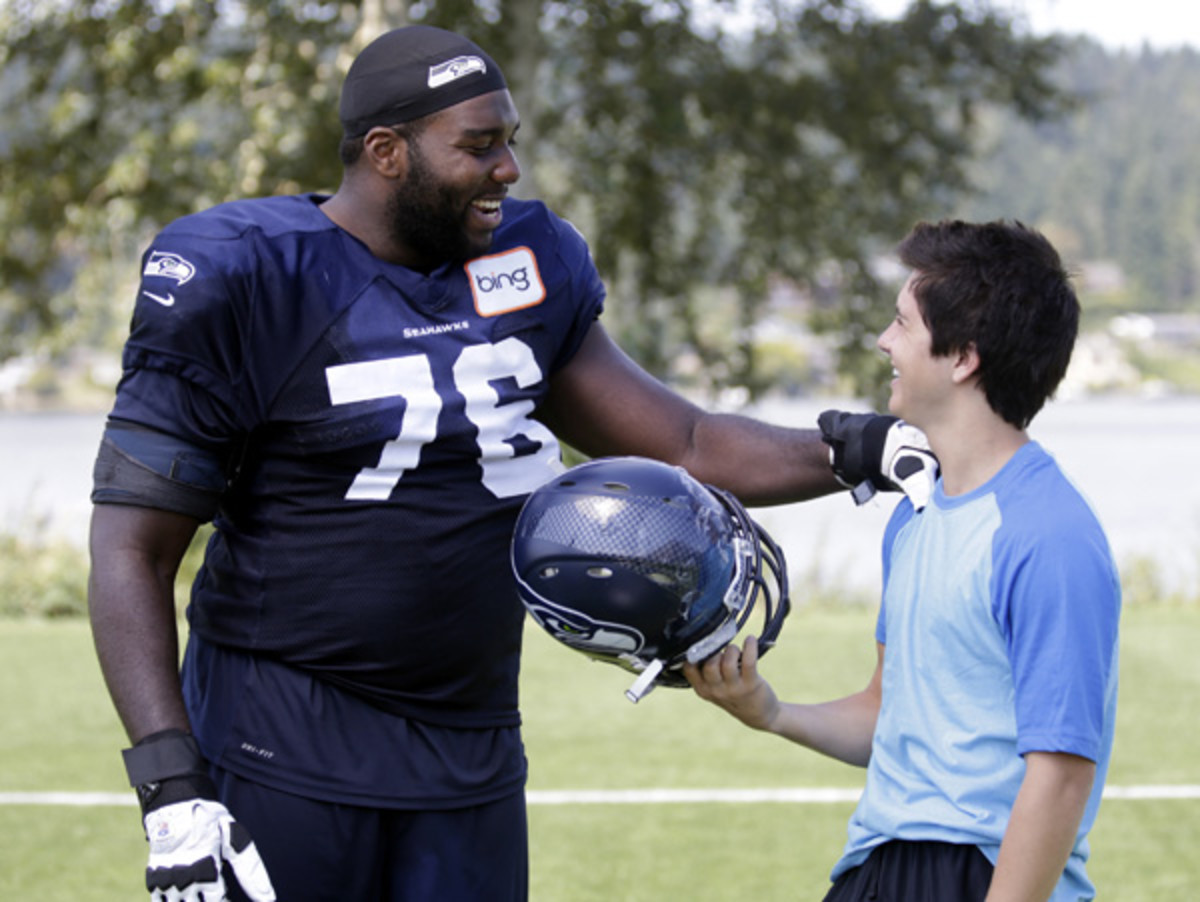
[339,25,508,136]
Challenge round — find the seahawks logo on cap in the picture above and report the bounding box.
[428,55,487,88]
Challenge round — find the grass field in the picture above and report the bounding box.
[2,604,1198,900]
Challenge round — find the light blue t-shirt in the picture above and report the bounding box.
[832,442,1121,901]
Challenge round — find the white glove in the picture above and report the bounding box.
[878,419,938,511]
[144,798,276,901]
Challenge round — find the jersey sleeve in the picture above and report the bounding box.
[997,499,1121,761]
[112,227,262,452]
[547,213,606,373]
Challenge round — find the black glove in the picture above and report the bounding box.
[818,410,939,511]
[123,729,276,901]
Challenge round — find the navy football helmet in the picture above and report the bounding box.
[511,456,790,702]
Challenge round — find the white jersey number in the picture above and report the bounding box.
[325,337,562,500]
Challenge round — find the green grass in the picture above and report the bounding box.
[0,531,89,618]
[2,606,1198,900]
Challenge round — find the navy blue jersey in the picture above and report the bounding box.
[111,194,604,731]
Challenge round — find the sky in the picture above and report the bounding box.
[868,0,1200,51]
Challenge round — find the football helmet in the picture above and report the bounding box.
[511,456,790,702]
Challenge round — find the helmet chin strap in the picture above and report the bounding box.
[625,615,742,704]
[625,659,665,703]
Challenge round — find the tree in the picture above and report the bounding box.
[957,41,1200,315]
[0,0,350,359]
[0,0,1071,401]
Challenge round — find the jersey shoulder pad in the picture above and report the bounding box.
[156,195,334,243]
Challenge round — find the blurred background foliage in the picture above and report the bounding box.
[0,0,1196,408]
[2,0,1070,403]
[2,1,1199,616]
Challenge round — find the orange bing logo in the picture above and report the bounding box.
[466,247,546,317]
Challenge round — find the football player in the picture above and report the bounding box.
[88,25,930,902]
[687,220,1120,902]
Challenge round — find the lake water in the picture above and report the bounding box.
[2,395,1198,596]
[745,395,1200,599]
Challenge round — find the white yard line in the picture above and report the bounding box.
[3,785,1199,807]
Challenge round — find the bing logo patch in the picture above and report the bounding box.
[466,247,545,317]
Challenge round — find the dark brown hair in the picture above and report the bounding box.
[897,219,1079,428]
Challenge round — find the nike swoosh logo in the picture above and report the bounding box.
[142,290,176,307]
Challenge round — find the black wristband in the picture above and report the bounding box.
[122,729,216,815]
[123,729,207,785]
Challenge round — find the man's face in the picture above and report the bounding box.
[386,89,521,269]
[876,275,954,427]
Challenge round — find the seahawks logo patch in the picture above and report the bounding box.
[143,251,197,285]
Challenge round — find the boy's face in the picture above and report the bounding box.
[876,275,955,427]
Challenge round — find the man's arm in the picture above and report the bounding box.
[986,751,1096,902]
[89,503,278,900]
[684,637,884,768]
[88,503,200,742]
[537,322,840,505]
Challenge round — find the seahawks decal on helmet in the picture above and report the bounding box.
[522,596,645,656]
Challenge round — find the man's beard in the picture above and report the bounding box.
[386,145,485,269]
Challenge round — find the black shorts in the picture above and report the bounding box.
[214,767,528,901]
[823,840,995,902]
